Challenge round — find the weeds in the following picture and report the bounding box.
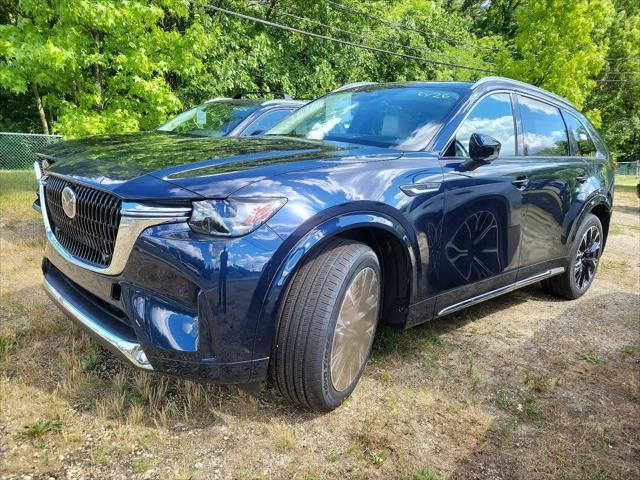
[0,333,17,360]
[494,389,517,409]
[498,417,518,445]
[270,423,296,453]
[506,329,523,339]
[132,459,152,473]
[579,353,605,365]
[519,394,545,421]
[404,468,439,480]
[524,373,549,393]
[16,419,62,439]
[600,258,631,272]
[81,347,102,372]
[494,390,545,422]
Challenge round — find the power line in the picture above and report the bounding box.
[202,3,495,73]
[325,0,502,54]
[267,6,494,68]
[597,80,640,83]
[601,71,639,76]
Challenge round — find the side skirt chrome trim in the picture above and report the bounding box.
[437,267,565,317]
[43,276,153,370]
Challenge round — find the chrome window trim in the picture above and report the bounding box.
[35,162,190,276]
[472,77,577,109]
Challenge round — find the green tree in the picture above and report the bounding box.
[496,0,615,110]
[1,0,496,136]
[586,0,639,161]
[0,0,214,136]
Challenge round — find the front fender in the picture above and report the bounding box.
[250,209,418,363]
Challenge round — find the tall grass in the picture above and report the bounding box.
[0,169,39,220]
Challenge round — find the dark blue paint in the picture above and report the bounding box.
[40,79,614,384]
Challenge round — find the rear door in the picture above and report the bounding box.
[515,94,589,276]
[436,92,531,314]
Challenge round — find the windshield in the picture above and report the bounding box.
[266,86,463,149]
[156,100,261,137]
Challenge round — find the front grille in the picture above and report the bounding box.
[44,176,121,267]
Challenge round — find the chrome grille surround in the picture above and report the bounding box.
[35,161,191,276]
[45,175,121,267]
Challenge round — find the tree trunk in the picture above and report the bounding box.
[31,83,49,135]
[265,0,278,20]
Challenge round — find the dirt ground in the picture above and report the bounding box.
[1,171,639,480]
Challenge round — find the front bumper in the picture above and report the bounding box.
[43,265,152,370]
[42,218,280,383]
[38,195,285,384]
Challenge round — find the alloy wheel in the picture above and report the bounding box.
[330,267,380,392]
[574,225,601,291]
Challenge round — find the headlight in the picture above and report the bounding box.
[188,197,287,237]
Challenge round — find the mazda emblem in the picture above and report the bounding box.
[61,186,77,219]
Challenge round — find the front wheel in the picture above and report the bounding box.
[270,238,381,411]
[542,213,603,299]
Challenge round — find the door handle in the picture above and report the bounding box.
[576,174,588,183]
[511,176,529,190]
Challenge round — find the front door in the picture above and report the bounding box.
[436,92,530,315]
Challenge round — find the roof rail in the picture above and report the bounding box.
[332,81,378,93]
[473,76,576,109]
[204,97,231,103]
[233,91,292,100]
[261,99,306,105]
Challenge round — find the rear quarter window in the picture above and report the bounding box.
[563,112,598,157]
[517,95,569,156]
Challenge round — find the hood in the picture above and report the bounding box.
[42,132,401,200]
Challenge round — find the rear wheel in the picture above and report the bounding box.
[542,213,603,299]
[271,238,381,411]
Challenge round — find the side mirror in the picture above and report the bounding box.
[459,133,501,172]
[469,133,501,162]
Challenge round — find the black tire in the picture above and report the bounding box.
[270,238,381,411]
[542,213,603,299]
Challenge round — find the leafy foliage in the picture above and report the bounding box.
[585,0,640,161]
[495,0,614,110]
[0,0,638,160]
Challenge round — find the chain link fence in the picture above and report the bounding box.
[0,132,62,170]
[616,160,639,177]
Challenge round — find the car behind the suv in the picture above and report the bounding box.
[156,94,305,137]
[35,77,613,411]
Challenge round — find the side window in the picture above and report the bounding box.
[242,109,294,136]
[563,112,598,157]
[451,93,516,157]
[518,96,569,156]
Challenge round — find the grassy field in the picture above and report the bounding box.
[1,170,639,479]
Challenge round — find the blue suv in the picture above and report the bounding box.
[35,77,613,411]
